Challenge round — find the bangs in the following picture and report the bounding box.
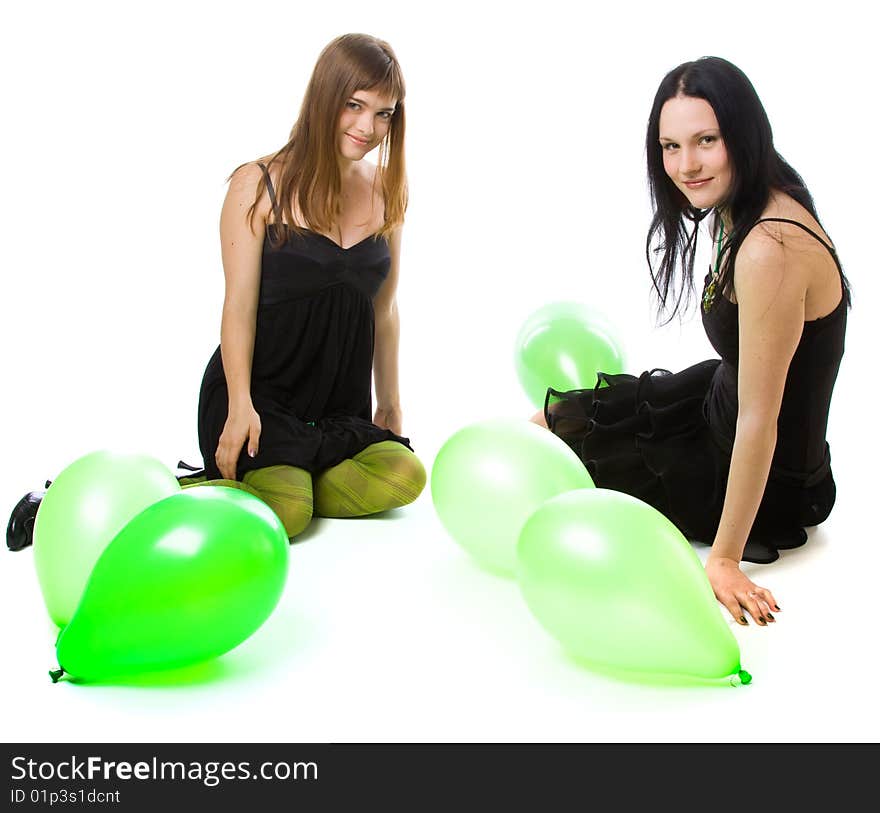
[357,56,405,104]
[378,65,405,102]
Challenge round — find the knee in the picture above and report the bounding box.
[272,500,313,539]
[394,451,427,505]
[314,443,426,517]
[242,465,314,539]
[359,443,427,504]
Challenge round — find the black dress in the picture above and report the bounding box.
[193,165,412,481]
[546,218,846,558]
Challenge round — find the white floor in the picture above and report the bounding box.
[2,0,878,744]
[1,433,877,744]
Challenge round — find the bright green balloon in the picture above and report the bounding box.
[431,418,594,576]
[33,450,181,628]
[516,488,746,684]
[514,301,625,409]
[54,487,289,682]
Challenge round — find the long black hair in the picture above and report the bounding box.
[645,56,850,321]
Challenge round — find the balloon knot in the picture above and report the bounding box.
[49,668,65,684]
[738,669,752,685]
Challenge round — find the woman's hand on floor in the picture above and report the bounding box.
[216,404,261,480]
[705,555,779,627]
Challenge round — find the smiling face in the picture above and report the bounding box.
[658,95,733,209]
[337,87,397,162]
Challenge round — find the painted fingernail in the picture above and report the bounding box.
[249,450,256,458]
[739,616,748,625]
[767,613,775,621]
[759,616,767,625]
[774,605,781,611]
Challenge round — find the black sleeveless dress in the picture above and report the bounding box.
[192,165,412,480]
[546,218,847,560]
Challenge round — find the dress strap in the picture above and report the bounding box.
[256,162,282,223]
[748,217,840,270]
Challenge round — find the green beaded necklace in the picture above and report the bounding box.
[702,218,725,312]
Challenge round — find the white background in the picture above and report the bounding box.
[1,0,877,743]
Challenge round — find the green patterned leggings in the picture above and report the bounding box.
[179,441,426,539]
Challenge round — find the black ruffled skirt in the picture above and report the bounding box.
[545,359,836,559]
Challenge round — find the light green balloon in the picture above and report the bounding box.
[33,450,181,628]
[514,301,625,409]
[516,488,745,684]
[431,418,594,577]
[54,487,289,683]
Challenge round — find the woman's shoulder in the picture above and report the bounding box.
[747,194,831,250]
[228,156,276,186]
[217,161,279,236]
[737,196,828,267]
[225,161,266,195]
[226,158,285,214]
[734,194,839,305]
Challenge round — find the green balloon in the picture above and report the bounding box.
[514,301,625,409]
[54,487,289,682]
[33,450,181,628]
[516,488,745,684]
[431,418,594,576]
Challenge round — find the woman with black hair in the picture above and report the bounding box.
[534,57,849,627]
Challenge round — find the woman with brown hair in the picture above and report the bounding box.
[7,33,426,548]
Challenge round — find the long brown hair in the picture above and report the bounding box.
[237,33,407,244]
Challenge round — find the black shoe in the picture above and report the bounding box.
[741,527,808,564]
[740,537,780,565]
[773,527,808,550]
[6,480,51,551]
